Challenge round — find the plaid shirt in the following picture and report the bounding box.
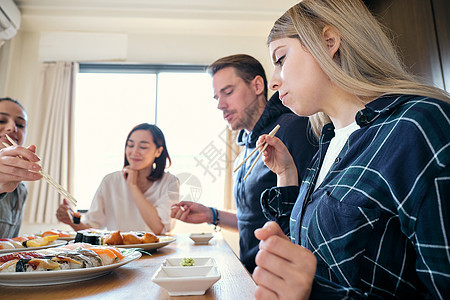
[261,95,450,299]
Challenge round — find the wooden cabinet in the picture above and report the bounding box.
[364,0,449,92]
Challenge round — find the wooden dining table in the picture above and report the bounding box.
[0,232,257,300]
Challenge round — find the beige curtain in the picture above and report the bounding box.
[224,128,241,210]
[23,62,78,224]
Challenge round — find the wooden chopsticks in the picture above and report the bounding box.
[3,135,78,206]
[234,124,280,180]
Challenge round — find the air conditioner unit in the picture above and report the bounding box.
[0,0,21,40]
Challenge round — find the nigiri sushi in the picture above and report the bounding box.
[90,248,121,265]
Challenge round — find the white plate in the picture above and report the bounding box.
[0,251,142,286]
[114,236,175,251]
[0,240,67,254]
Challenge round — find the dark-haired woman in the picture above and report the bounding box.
[57,123,179,234]
[0,97,42,238]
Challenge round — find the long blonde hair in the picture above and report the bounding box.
[268,0,449,136]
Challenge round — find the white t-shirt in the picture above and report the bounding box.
[84,171,180,233]
[315,122,360,191]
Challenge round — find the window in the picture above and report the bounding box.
[73,64,227,211]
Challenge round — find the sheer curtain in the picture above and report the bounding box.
[23,62,78,224]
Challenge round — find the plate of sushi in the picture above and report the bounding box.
[0,243,142,286]
[0,235,67,254]
[75,229,176,251]
[106,231,176,251]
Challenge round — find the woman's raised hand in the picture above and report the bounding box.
[0,145,42,193]
[257,135,298,186]
[122,166,138,188]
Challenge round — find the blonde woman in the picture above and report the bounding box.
[253,0,450,299]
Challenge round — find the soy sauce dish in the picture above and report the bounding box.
[189,233,214,245]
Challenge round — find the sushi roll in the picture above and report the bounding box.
[81,233,102,245]
[72,212,81,224]
[74,231,85,243]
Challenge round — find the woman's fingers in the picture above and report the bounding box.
[27,145,37,153]
[0,157,42,181]
[254,278,280,300]
[1,145,41,162]
[254,239,317,300]
[255,221,287,241]
[253,221,317,300]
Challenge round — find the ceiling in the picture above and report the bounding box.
[14,0,300,36]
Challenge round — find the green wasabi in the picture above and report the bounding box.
[180,258,195,266]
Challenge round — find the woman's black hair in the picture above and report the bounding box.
[123,123,171,182]
[0,97,25,111]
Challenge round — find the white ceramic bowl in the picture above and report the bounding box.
[152,259,221,296]
[189,233,214,244]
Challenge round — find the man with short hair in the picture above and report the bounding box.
[171,54,317,273]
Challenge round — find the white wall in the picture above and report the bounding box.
[2,29,275,141]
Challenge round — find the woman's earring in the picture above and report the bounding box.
[153,162,156,169]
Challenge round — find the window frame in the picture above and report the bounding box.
[73,63,233,211]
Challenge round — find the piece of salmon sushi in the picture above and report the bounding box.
[90,248,121,265]
[100,246,124,259]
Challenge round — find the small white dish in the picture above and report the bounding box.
[152,264,220,296]
[189,233,213,244]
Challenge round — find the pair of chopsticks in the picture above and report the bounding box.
[3,134,78,207]
[234,124,280,180]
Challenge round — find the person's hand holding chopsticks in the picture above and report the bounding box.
[171,201,212,224]
[3,134,78,206]
[0,144,42,193]
[234,124,281,180]
[257,134,299,187]
[56,198,75,225]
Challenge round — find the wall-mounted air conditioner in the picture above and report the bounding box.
[0,0,21,40]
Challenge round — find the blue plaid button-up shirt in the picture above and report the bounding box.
[261,94,450,299]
